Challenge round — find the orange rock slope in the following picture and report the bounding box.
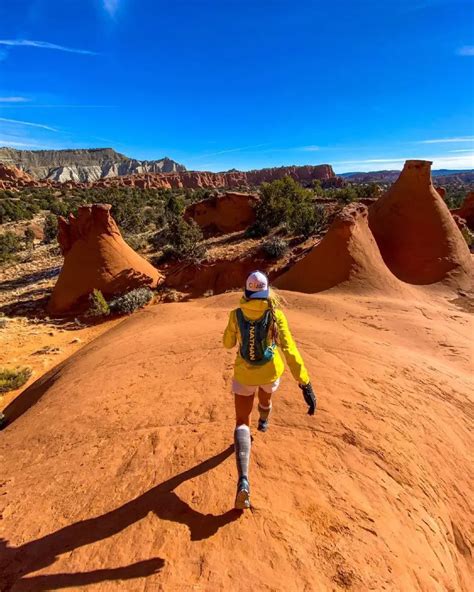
[275,203,410,295]
[48,204,162,314]
[368,160,472,287]
[0,290,472,591]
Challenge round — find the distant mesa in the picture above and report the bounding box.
[368,160,473,288]
[94,164,336,191]
[184,191,259,236]
[274,203,408,295]
[48,204,163,314]
[0,147,186,182]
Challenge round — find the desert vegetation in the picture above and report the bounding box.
[0,367,32,394]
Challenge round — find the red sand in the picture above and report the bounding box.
[1,290,473,591]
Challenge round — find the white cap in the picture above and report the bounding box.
[245,270,269,299]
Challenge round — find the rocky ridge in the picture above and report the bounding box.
[0,148,186,182]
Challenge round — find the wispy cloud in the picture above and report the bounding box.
[417,136,474,144]
[0,138,45,147]
[0,104,117,109]
[0,96,31,103]
[0,39,97,56]
[299,145,320,152]
[193,143,271,159]
[0,117,58,132]
[457,46,474,56]
[103,0,119,17]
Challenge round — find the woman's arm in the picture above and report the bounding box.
[276,310,310,384]
[223,310,237,349]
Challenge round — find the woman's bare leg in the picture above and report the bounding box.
[257,388,272,431]
[234,393,255,426]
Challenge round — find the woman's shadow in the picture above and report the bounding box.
[1,445,239,591]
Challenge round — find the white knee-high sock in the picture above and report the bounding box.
[234,424,251,479]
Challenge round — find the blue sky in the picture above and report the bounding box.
[0,0,473,172]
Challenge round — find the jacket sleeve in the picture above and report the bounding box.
[223,310,237,349]
[276,310,310,384]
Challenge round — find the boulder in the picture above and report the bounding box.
[184,192,259,236]
[48,204,162,314]
[452,191,474,231]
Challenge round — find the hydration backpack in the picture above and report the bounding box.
[235,308,276,365]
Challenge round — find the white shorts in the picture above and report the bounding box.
[232,378,281,397]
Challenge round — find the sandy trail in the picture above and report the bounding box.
[0,290,472,591]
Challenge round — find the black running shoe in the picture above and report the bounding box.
[258,418,269,432]
[235,476,250,510]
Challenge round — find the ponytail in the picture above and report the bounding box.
[267,288,284,344]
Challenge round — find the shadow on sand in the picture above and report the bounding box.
[0,445,239,591]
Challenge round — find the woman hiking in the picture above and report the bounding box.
[223,271,316,510]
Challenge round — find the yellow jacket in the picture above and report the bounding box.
[223,297,309,386]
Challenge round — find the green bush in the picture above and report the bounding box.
[109,287,153,315]
[163,216,206,262]
[86,289,110,318]
[0,231,22,265]
[251,176,328,238]
[43,213,58,243]
[24,227,36,249]
[0,367,32,393]
[262,237,289,259]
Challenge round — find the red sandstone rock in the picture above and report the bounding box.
[452,191,474,231]
[164,255,274,297]
[274,204,408,294]
[0,163,36,189]
[368,160,473,288]
[48,204,163,314]
[184,192,258,236]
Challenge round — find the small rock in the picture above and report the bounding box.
[70,338,82,344]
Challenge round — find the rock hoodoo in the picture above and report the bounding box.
[184,192,259,236]
[274,203,407,294]
[48,204,162,314]
[368,160,473,288]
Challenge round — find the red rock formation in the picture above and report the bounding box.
[184,192,258,236]
[164,258,264,297]
[369,160,473,288]
[48,204,162,314]
[274,204,408,294]
[452,191,474,231]
[90,164,335,191]
[0,163,35,189]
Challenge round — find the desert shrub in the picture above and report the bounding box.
[288,203,328,237]
[252,176,327,238]
[0,231,22,264]
[24,227,36,249]
[163,216,206,262]
[86,289,110,318]
[461,226,474,248]
[125,234,148,252]
[109,287,153,315]
[43,213,58,243]
[262,237,289,259]
[0,367,32,393]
